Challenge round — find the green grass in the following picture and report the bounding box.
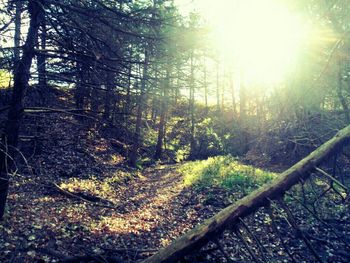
[178,156,276,194]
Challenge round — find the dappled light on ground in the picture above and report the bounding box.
[1,157,231,261]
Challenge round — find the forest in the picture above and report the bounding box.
[0,0,350,262]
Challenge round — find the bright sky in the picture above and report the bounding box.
[175,0,310,85]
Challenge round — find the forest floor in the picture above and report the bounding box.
[0,160,229,262]
[1,90,350,263]
[0,92,230,262]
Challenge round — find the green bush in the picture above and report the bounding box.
[178,156,276,193]
[191,118,223,159]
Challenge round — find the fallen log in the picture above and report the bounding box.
[142,124,350,263]
[48,182,117,209]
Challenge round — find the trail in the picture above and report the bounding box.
[98,164,223,249]
[1,93,349,262]
[1,160,224,262]
[0,92,226,262]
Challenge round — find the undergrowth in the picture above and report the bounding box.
[179,156,276,194]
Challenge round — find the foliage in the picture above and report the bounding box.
[179,156,276,194]
[191,118,223,158]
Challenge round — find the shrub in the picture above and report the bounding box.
[178,156,276,193]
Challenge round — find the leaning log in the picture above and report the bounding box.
[142,124,350,263]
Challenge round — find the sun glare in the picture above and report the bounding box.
[200,0,309,84]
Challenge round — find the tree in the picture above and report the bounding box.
[0,0,44,220]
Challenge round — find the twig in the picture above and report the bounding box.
[290,194,350,249]
[49,182,118,209]
[266,204,297,263]
[315,167,349,192]
[239,217,269,263]
[40,248,107,263]
[278,199,325,263]
[234,227,261,263]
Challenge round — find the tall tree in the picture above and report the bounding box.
[37,17,47,89]
[0,0,44,220]
[13,0,22,68]
[129,49,149,167]
[155,60,171,159]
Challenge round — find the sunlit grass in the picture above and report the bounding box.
[108,153,124,164]
[59,171,133,199]
[179,156,276,194]
[0,69,12,88]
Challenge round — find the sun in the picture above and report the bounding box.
[201,0,309,84]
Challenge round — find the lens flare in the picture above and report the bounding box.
[200,0,309,84]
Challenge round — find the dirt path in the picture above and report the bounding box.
[1,162,225,262]
[115,165,185,213]
[0,96,227,262]
[96,164,222,249]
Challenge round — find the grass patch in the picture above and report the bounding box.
[179,156,276,194]
[59,170,134,199]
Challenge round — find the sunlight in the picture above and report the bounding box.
[200,0,310,84]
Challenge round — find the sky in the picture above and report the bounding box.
[174,0,310,85]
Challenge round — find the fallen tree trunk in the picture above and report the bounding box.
[143,124,350,263]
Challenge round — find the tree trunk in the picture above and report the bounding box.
[337,56,350,123]
[154,101,166,160]
[129,50,149,167]
[103,82,113,120]
[189,51,196,159]
[174,63,180,105]
[13,0,22,68]
[204,63,208,112]
[142,124,350,263]
[216,61,220,112]
[239,70,249,153]
[155,62,170,160]
[37,18,47,89]
[239,70,246,121]
[0,0,43,220]
[231,72,237,118]
[124,57,132,124]
[75,60,89,110]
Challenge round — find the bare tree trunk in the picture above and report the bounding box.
[13,0,22,68]
[75,60,89,110]
[231,72,237,117]
[204,62,208,112]
[216,61,220,112]
[129,50,149,167]
[124,56,132,123]
[0,0,43,220]
[37,18,47,89]
[174,62,180,105]
[155,61,170,159]
[103,82,112,120]
[154,99,166,159]
[189,51,196,159]
[239,71,246,121]
[239,70,249,153]
[151,98,157,123]
[337,56,350,123]
[221,66,225,110]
